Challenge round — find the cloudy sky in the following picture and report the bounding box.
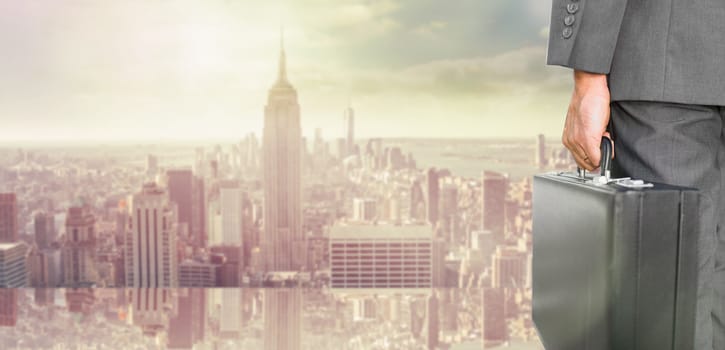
[0,0,573,142]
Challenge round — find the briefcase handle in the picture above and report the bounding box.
[600,136,613,178]
[577,136,614,179]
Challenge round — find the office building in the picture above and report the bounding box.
[426,168,439,226]
[219,180,243,246]
[124,183,178,287]
[0,289,18,327]
[220,289,242,338]
[491,245,526,289]
[168,288,206,349]
[178,259,218,287]
[481,171,508,244]
[167,169,193,238]
[29,247,61,287]
[482,288,507,347]
[352,198,377,222]
[426,292,439,350]
[62,204,98,287]
[0,242,28,287]
[329,224,433,288]
[264,289,302,350]
[65,288,95,314]
[130,288,175,337]
[0,193,17,243]
[34,211,55,249]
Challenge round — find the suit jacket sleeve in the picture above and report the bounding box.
[547,0,628,74]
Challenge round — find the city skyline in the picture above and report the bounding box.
[0,2,573,348]
[0,0,571,142]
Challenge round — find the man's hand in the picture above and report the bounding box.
[562,70,612,171]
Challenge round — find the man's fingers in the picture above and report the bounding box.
[564,139,596,171]
[580,140,600,170]
[576,142,598,171]
[570,148,594,171]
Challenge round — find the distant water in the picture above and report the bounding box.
[1,137,570,181]
[382,138,566,180]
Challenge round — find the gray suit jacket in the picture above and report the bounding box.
[548,0,725,105]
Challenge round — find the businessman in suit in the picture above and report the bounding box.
[548,1,725,348]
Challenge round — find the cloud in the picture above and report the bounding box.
[0,0,570,140]
[411,20,448,38]
[293,45,570,99]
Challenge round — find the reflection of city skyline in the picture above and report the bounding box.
[0,32,574,350]
[0,288,543,350]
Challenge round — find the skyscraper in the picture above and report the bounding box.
[167,169,194,238]
[219,180,244,246]
[439,184,458,240]
[535,134,547,169]
[0,242,28,287]
[426,168,439,226]
[491,245,526,289]
[62,204,98,287]
[264,289,302,350]
[168,288,206,349]
[410,180,425,222]
[481,171,508,244]
[220,289,242,338]
[482,288,508,347]
[344,104,355,156]
[262,32,304,272]
[34,211,55,250]
[130,288,175,338]
[0,193,17,243]
[262,32,303,350]
[191,175,206,247]
[0,289,18,327]
[125,183,178,287]
[147,154,159,178]
[426,292,440,350]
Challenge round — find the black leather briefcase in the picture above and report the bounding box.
[532,139,700,350]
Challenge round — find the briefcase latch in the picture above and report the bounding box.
[591,176,654,188]
[613,178,654,189]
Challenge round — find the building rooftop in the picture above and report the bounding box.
[330,224,433,240]
[0,242,25,250]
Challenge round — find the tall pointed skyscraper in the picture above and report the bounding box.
[262,31,303,350]
[262,30,304,272]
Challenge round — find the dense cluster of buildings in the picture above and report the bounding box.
[0,36,572,349]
